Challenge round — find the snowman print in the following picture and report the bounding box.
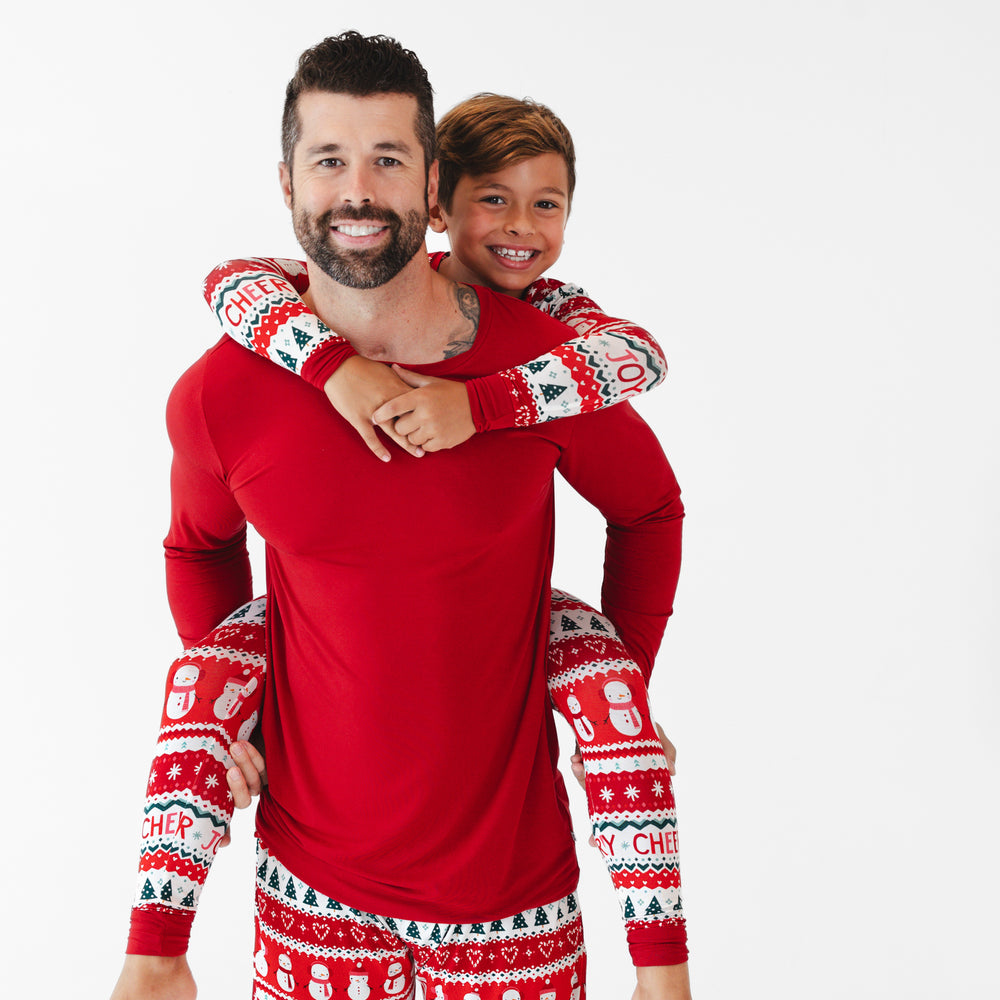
[383,961,407,996]
[603,679,642,736]
[166,662,200,719]
[570,970,582,1000]
[276,954,295,994]
[347,971,371,1000]
[566,694,595,743]
[214,669,258,721]
[237,709,259,743]
[308,963,332,1000]
[253,940,268,978]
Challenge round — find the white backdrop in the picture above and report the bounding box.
[2,2,998,997]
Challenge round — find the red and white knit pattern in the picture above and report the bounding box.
[202,257,666,426]
[546,591,684,951]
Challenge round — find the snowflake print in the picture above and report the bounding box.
[167,763,182,781]
[652,780,664,797]
[205,774,219,788]
[599,786,614,804]
[624,784,640,802]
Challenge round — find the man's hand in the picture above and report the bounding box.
[570,722,677,789]
[227,739,268,809]
[370,365,476,452]
[110,955,196,1000]
[323,355,427,461]
[632,963,692,1000]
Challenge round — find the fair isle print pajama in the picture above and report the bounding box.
[253,842,586,1000]
[130,594,685,964]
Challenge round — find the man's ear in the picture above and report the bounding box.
[278,161,293,209]
[427,160,448,234]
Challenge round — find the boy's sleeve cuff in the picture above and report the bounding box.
[300,343,359,390]
[465,374,518,433]
[627,921,689,966]
[126,905,195,957]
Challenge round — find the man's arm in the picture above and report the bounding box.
[557,402,683,682]
[164,360,253,645]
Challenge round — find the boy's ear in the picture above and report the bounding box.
[426,160,449,233]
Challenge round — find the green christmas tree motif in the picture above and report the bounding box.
[257,859,269,880]
[623,897,636,919]
[589,616,608,632]
[470,923,486,936]
[406,921,422,940]
[511,912,529,930]
[533,908,550,927]
[526,359,551,374]
[560,615,580,632]
[540,383,567,403]
[139,879,157,902]
[566,895,577,913]
[291,325,313,350]
[268,869,281,891]
[385,917,398,932]
[644,897,663,917]
[160,881,173,902]
[303,887,319,908]
[452,924,463,937]
[429,925,443,944]
[277,350,298,373]
[180,890,195,907]
[284,879,298,901]
[326,898,343,911]
[490,919,505,933]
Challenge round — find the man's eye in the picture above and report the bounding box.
[376,157,401,167]
[319,158,343,168]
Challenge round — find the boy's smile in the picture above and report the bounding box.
[431,152,570,297]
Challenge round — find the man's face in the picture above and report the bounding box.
[429,152,570,297]
[280,91,432,289]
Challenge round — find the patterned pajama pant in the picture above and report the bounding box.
[254,841,585,1000]
[135,590,685,973]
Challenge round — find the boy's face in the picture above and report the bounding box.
[430,152,569,296]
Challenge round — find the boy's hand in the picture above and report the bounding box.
[371,365,476,452]
[110,955,196,1000]
[323,356,427,461]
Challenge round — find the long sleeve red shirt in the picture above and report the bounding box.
[164,286,683,922]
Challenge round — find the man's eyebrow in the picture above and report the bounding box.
[304,141,415,157]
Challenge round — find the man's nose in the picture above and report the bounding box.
[340,163,375,204]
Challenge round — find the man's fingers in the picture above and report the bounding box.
[654,722,677,775]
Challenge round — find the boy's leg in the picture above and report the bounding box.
[546,589,687,967]
[412,893,586,1000]
[128,597,268,955]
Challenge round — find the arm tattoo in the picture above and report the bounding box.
[442,284,481,359]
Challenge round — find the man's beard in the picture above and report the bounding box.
[293,202,428,289]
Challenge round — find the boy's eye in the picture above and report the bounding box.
[480,195,506,205]
[536,200,560,210]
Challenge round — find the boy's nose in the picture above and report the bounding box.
[503,209,534,237]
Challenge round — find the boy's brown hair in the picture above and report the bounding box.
[435,93,576,211]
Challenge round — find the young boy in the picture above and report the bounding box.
[130,94,689,999]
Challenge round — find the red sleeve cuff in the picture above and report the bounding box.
[300,342,359,390]
[465,374,518,433]
[627,920,689,966]
[126,905,195,957]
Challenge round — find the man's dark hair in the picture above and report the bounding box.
[282,31,435,171]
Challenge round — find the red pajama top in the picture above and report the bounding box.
[164,285,683,923]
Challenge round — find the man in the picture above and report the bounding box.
[112,31,686,1000]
